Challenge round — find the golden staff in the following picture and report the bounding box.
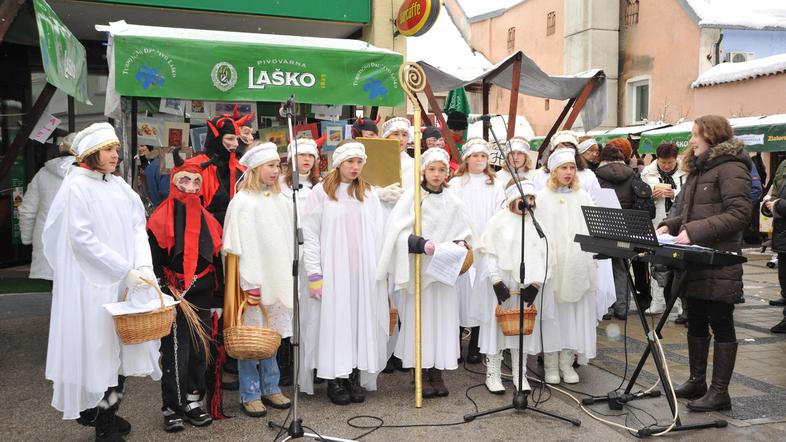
[398,61,426,408]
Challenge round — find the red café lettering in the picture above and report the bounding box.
[398,0,423,29]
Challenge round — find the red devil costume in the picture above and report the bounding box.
[147,151,224,431]
[201,107,254,225]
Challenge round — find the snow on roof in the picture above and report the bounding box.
[407,9,492,81]
[96,21,397,54]
[691,53,786,87]
[455,0,525,23]
[685,0,786,30]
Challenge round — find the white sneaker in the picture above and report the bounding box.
[485,353,505,394]
[645,301,666,316]
[558,349,579,384]
[543,352,560,384]
[672,298,684,316]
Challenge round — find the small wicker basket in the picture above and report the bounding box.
[225,300,281,360]
[495,298,538,337]
[113,279,175,345]
[459,247,474,275]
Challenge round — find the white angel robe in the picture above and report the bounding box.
[281,175,321,394]
[533,167,615,318]
[222,189,294,337]
[302,182,389,385]
[477,209,561,355]
[43,167,162,420]
[377,187,473,369]
[448,173,506,327]
[535,186,599,363]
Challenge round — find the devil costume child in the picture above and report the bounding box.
[147,152,224,432]
[201,107,254,225]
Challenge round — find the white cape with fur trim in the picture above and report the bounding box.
[377,188,473,369]
[43,167,161,419]
[222,190,294,309]
[477,208,560,354]
[302,182,389,385]
[535,186,598,361]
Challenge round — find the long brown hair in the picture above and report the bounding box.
[322,168,370,201]
[694,115,734,147]
[283,157,320,189]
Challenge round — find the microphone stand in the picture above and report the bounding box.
[463,116,579,427]
[269,96,354,442]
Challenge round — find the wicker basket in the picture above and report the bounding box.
[225,300,281,360]
[495,300,538,337]
[113,279,175,345]
[459,247,474,275]
[389,308,399,336]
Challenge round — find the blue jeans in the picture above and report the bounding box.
[238,353,280,403]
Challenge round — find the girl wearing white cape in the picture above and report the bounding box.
[535,147,599,384]
[532,131,615,320]
[43,123,161,437]
[302,141,389,406]
[478,180,558,394]
[449,138,506,364]
[280,138,322,395]
[222,142,294,417]
[377,148,473,398]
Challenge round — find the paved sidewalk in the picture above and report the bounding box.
[2,252,786,441]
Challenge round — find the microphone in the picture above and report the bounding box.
[279,95,296,118]
[528,207,546,239]
[468,113,502,124]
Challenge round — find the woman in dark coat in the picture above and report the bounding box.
[657,115,752,412]
[764,178,786,333]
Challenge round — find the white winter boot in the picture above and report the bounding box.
[484,352,505,394]
[559,349,579,384]
[672,297,683,316]
[543,352,560,384]
[510,350,531,391]
[645,283,666,315]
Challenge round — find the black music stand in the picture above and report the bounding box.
[576,206,727,436]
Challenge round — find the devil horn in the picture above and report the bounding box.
[172,148,184,167]
[315,133,327,148]
[207,121,219,137]
[232,104,241,120]
[374,115,381,125]
[200,155,217,170]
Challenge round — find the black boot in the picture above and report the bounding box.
[420,369,436,399]
[675,335,710,399]
[688,341,737,412]
[428,368,449,397]
[466,327,481,364]
[78,407,130,436]
[348,369,366,403]
[327,379,351,405]
[95,407,124,441]
[277,338,293,387]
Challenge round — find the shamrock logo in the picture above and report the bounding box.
[363,77,388,100]
[135,66,165,90]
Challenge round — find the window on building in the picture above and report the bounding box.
[546,12,556,36]
[507,27,516,53]
[627,77,650,123]
[625,0,639,26]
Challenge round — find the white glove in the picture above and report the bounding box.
[376,183,403,204]
[138,266,157,286]
[124,269,146,289]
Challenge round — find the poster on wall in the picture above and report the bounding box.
[137,116,163,147]
[321,121,344,151]
[294,123,319,140]
[191,126,208,151]
[188,100,213,119]
[159,98,189,116]
[214,102,258,130]
[259,126,289,155]
[164,122,191,147]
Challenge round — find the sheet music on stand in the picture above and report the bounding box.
[581,206,658,246]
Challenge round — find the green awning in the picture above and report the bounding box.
[638,122,694,154]
[101,22,404,106]
[732,115,786,152]
[33,0,91,104]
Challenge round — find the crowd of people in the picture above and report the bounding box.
[19,110,764,441]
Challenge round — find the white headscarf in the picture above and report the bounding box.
[332,141,367,168]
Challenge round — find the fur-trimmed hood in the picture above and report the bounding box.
[686,138,751,174]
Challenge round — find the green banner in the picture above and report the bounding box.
[113,35,404,107]
[33,0,91,104]
[639,131,691,154]
[733,123,786,153]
